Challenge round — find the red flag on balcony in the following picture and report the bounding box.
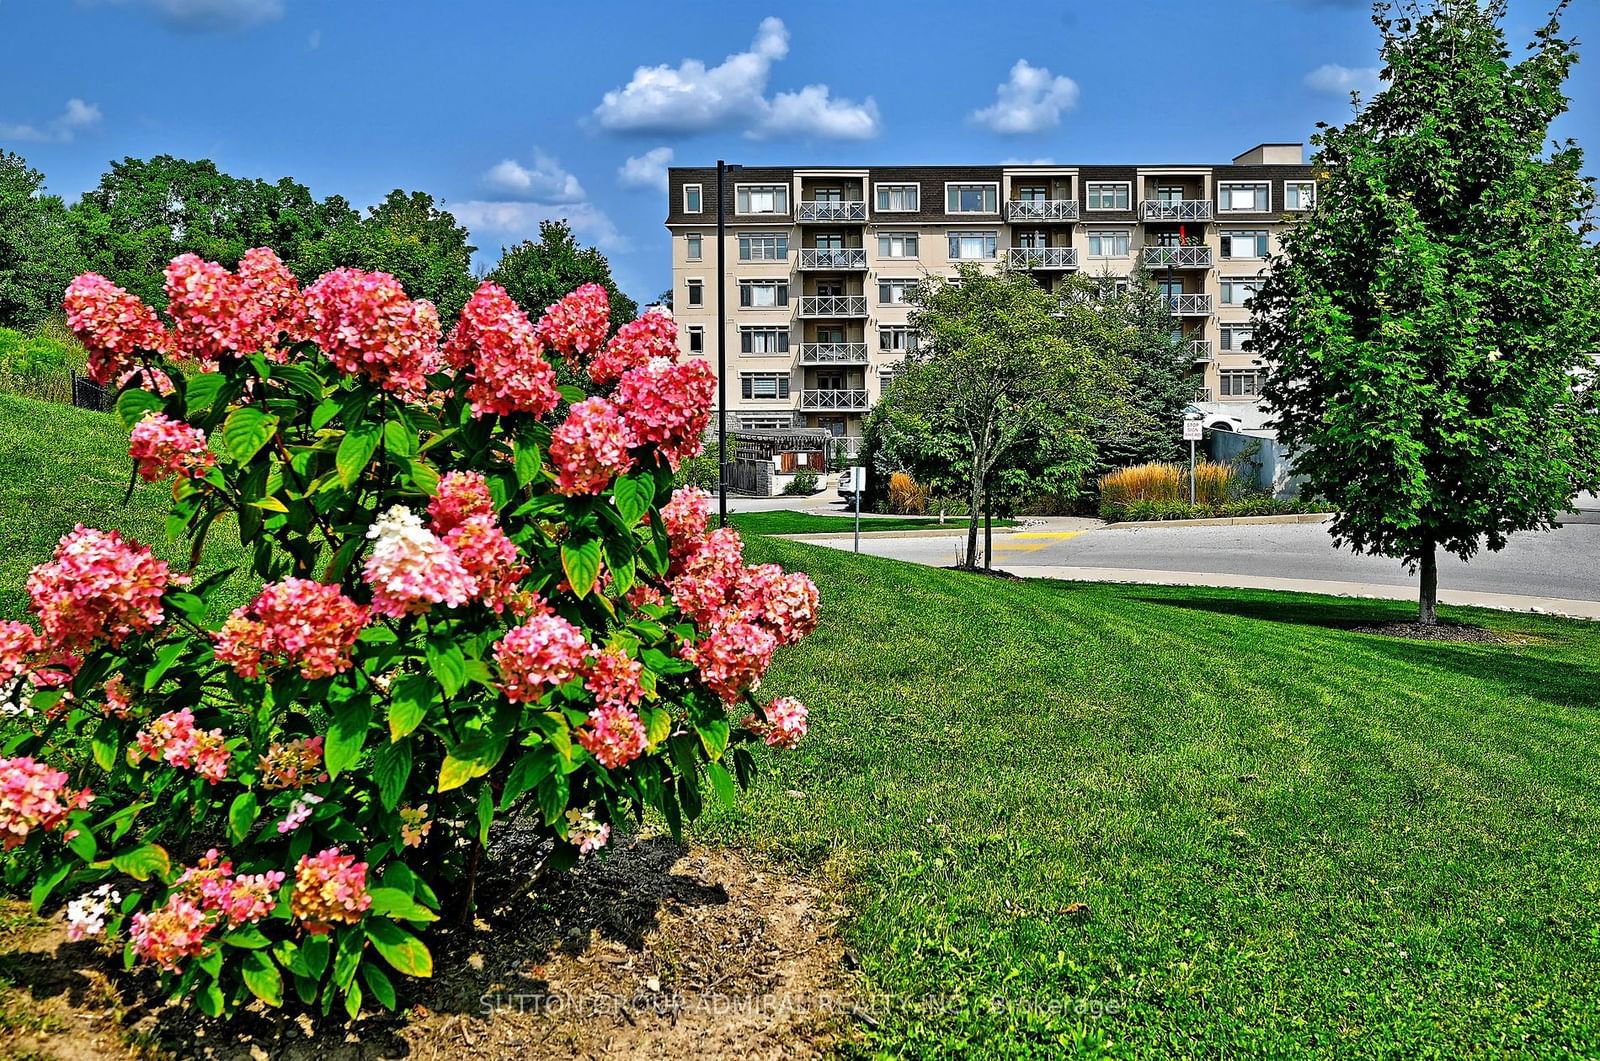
[1180,224,1187,243]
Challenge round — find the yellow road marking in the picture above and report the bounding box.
[1006,531,1083,540]
[994,542,1053,552]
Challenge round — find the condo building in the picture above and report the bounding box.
[663,143,1316,446]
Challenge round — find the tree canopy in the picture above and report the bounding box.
[487,219,637,326]
[1252,0,1600,623]
[0,152,82,331]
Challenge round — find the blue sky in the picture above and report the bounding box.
[3,0,1596,304]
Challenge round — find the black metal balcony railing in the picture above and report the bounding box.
[797,248,868,270]
[797,201,868,223]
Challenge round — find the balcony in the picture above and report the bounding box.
[797,248,868,271]
[797,295,868,318]
[1140,200,1213,222]
[1006,199,1079,222]
[1163,293,1213,316]
[801,388,870,411]
[797,201,867,223]
[1188,339,1213,363]
[1193,386,1214,402]
[1142,246,1213,269]
[799,342,870,365]
[1007,247,1079,270]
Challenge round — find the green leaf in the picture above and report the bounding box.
[243,954,285,1004]
[65,823,97,862]
[91,719,119,772]
[557,384,586,404]
[335,422,381,488]
[115,387,164,429]
[371,739,412,812]
[537,771,568,826]
[222,406,278,464]
[697,718,730,761]
[325,701,372,778]
[269,363,324,401]
[365,919,433,978]
[560,535,603,598]
[408,457,440,495]
[333,926,365,990]
[31,862,70,913]
[612,474,652,527]
[513,437,542,488]
[645,707,672,748]
[142,640,187,692]
[197,979,224,1017]
[499,751,553,810]
[223,925,271,949]
[476,784,493,846]
[110,843,170,882]
[425,639,466,698]
[706,761,737,808]
[437,735,506,793]
[366,887,438,923]
[361,963,398,1010]
[603,533,636,595]
[388,674,433,740]
[228,792,259,844]
[383,417,418,458]
[184,373,226,419]
[343,978,364,1020]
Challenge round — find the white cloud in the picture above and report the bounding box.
[618,147,674,192]
[592,17,880,140]
[1305,63,1381,97]
[90,0,285,31]
[483,151,586,203]
[0,98,102,143]
[970,60,1079,135]
[753,85,880,141]
[449,200,627,253]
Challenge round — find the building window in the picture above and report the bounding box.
[683,184,702,213]
[738,280,789,308]
[878,278,915,305]
[1086,230,1130,257]
[738,233,788,261]
[735,184,788,214]
[875,183,919,211]
[740,414,793,430]
[1218,182,1270,212]
[1220,230,1269,259]
[1220,276,1261,306]
[741,372,791,399]
[947,231,998,259]
[1220,325,1254,351]
[687,326,704,354]
[1284,181,1316,211]
[1085,182,1131,210]
[740,327,790,354]
[945,183,999,214]
[1220,369,1260,397]
[686,279,703,308]
[877,232,919,258]
[879,326,917,353]
[685,233,702,260]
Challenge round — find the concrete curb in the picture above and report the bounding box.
[771,525,992,540]
[1104,512,1334,530]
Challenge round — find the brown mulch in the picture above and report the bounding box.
[0,838,860,1060]
[1348,620,1506,644]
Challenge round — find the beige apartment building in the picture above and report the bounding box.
[663,143,1316,445]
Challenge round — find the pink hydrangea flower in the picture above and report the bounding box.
[535,283,610,365]
[443,515,528,612]
[735,565,820,645]
[164,253,242,364]
[669,527,746,629]
[174,849,284,926]
[102,673,133,718]
[588,310,676,384]
[133,708,231,783]
[565,807,610,854]
[0,756,93,850]
[128,412,215,482]
[398,804,431,848]
[63,273,172,385]
[660,487,713,568]
[761,696,808,749]
[0,621,42,687]
[258,736,328,790]
[427,470,495,535]
[493,613,588,702]
[626,583,665,609]
[681,618,777,703]
[362,506,477,618]
[130,894,209,970]
[549,397,635,495]
[117,364,176,397]
[233,247,305,361]
[613,357,717,466]
[576,704,648,768]
[26,526,170,650]
[278,793,322,834]
[301,268,442,396]
[583,646,644,709]
[290,847,372,933]
[213,578,368,680]
[443,282,561,418]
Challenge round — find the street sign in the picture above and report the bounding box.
[1182,419,1203,442]
[851,465,868,490]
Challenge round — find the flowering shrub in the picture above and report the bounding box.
[0,250,817,1020]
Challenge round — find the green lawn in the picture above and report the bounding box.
[728,510,1016,536]
[5,394,1600,1056]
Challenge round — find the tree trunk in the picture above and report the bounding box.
[983,492,992,570]
[1418,537,1439,626]
[965,470,982,569]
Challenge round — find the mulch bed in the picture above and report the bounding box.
[0,838,860,1060]
[1348,620,1505,644]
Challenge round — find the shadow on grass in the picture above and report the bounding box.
[1127,592,1600,712]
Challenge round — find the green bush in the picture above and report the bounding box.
[0,325,87,404]
[781,469,819,496]
[1101,496,1329,522]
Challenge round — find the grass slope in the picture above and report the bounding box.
[728,511,1014,536]
[5,393,1600,1056]
[712,538,1600,1058]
